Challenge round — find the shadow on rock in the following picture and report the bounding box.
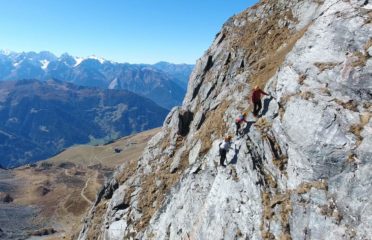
[260,96,274,117]
[243,121,256,135]
[229,145,241,165]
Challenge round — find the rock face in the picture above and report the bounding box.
[0,79,168,168]
[78,0,372,239]
[0,193,13,203]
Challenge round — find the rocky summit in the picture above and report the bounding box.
[78,0,372,239]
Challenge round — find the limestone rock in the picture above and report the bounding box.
[78,0,372,239]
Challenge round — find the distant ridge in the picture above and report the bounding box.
[0,50,194,109]
[0,79,168,168]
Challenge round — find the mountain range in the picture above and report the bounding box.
[0,51,194,109]
[0,79,168,168]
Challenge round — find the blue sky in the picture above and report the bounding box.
[0,0,258,64]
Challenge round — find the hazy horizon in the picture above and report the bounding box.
[0,49,196,65]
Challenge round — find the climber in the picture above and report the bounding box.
[219,135,233,167]
[251,85,269,117]
[235,112,248,136]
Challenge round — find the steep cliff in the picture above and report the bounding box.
[79,0,372,239]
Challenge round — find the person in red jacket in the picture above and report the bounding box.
[251,85,269,117]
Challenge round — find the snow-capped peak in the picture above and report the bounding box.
[73,56,85,67]
[0,49,13,55]
[73,55,107,67]
[40,60,50,69]
[87,55,106,64]
[13,61,22,67]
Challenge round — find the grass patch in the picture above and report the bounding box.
[64,190,89,216]
[360,112,371,126]
[296,180,328,195]
[272,156,288,173]
[262,191,273,220]
[135,136,190,232]
[278,93,296,120]
[262,230,276,240]
[255,118,272,137]
[334,99,358,112]
[261,190,293,240]
[320,201,343,224]
[320,87,332,96]
[265,134,288,174]
[347,153,357,164]
[351,51,368,67]
[365,38,372,56]
[299,91,314,100]
[227,1,310,102]
[197,101,230,155]
[363,102,372,110]
[279,195,293,240]
[349,124,363,144]
[298,74,307,85]
[85,202,108,240]
[264,171,278,189]
[238,9,302,88]
[231,166,240,182]
[314,62,339,72]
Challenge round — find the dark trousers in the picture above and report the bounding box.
[235,122,241,135]
[219,149,227,166]
[253,100,262,116]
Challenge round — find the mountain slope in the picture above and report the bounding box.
[79,0,372,239]
[153,61,194,89]
[0,51,193,109]
[107,65,185,109]
[0,128,159,240]
[0,79,167,168]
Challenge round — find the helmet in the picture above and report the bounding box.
[225,135,232,141]
[242,112,247,116]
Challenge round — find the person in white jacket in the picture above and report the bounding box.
[219,135,233,167]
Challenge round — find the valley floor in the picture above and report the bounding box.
[0,128,160,240]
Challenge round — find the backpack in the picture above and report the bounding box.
[235,114,244,124]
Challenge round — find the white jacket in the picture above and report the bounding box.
[220,141,232,150]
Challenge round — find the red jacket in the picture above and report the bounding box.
[252,89,268,103]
